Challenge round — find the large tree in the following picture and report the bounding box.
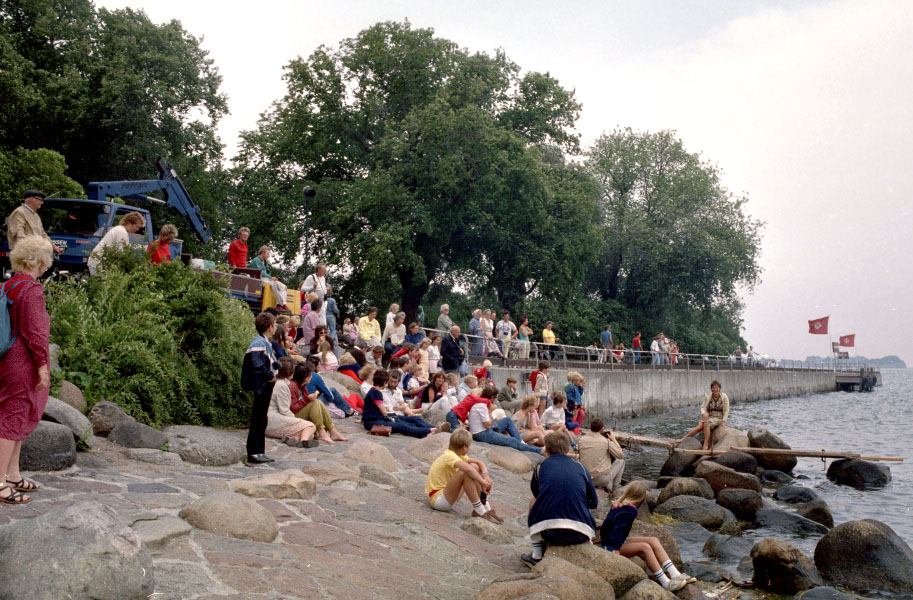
[235,21,592,318]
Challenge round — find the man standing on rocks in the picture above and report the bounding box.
[241,312,279,465]
[577,419,625,493]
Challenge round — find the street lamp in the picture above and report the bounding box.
[302,185,316,270]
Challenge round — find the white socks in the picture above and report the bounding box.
[653,570,671,588]
[663,560,682,578]
[472,499,488,514]
[531,542,544,560]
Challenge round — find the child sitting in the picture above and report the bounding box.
[600,481,695,591]
[512,394,547,447]
[541,391,570,433]
[424,429,502,524]
[318,340,338,372]
[521,431,597,568]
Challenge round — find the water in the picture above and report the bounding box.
[610,368,912,586]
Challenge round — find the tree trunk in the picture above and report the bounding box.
[398,271,430,326]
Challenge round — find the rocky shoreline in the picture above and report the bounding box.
[1,384,911,600]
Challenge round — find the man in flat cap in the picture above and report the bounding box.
[6,190,64,254]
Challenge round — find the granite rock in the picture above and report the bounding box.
[179,491,278,542]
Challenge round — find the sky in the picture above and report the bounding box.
[96,0,913,364]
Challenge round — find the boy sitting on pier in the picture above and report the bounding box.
[424,429,502,523]
[521,431,598,568]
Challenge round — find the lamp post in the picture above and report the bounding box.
[302,185,316,270]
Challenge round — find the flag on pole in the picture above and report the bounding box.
[839,334,855,347]
[808,316,829,334]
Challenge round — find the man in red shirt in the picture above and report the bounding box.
[227,227,250,268]
[146,224,177,265]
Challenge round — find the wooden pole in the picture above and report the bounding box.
[674,447,903,462]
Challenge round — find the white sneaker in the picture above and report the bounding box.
[662,577,688,592]
[672,573,697,584]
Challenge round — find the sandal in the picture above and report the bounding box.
[0,484,30,505]
[7,477,39,492]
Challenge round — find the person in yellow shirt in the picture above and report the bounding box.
[541,321,559,360]
[424,429,502,523]
[356,306,382,348]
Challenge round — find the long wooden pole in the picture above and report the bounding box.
[675,447,903,462]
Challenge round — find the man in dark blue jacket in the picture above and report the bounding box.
[521,431,598,567]
[440,325,464,374]
[241,312,279,464]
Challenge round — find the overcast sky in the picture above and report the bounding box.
[97,0,913,364]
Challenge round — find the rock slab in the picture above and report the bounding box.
[657,477,714,506]
[108,420,169,449]
[88,400,135,435]
[460,516,514,545]
[751,538,822,594]
[694,460,761,495]
[826,458,891,490]
[715,488,763,522]
[774,485,820,504]
[343,439,399,472]
[132,515,193,548]
[124,447,184,466]
[230,469,316,500]
[712,451,757,475]
[42,396,93,440]
[57,379,85,412]
[654,495,736,531]
[755,508,829,536]
[164,425,246,466]
[545,542,646,596]
[180,491,278,542]
[814,519,913,595]
[796,499,834,528]
[619,578,677,600]
[0,502,154,600]
[474,555,616,600]
[487,446,535,474]
[20,420,77,471]
[748,428,797,472]
[660,437,702,477]
[406,432,451,463]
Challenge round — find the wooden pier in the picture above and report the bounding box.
[835,367,881,392]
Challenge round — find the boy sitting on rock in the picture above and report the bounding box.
[424,429,502,523]
[521,431,598,568]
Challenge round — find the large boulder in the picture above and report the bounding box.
[42,396,93,441]
[654,495,736,531]
[709,426,749,453]
[814,520,913,595]
[702,534,753,562]
[163,425,246,466]
[486,447,535,474]
[660,437,702,477]
[715,488,763,522]
[712,451,757,475]
[87,400,135,435]
[343,439,399,472]
[421,405,449,429]
[300,462,363,486]
[474,555,616,600]
[796,499,834,528]
[773,485,820,504]
[20,420,77,471]
[759,469,793,485]
[57,379,85,412]
[230,469,316,500]
[460,517,514,545]
[754,509,829,536]
[545,542,646,596]
[406,432,451,463]
[108,420,168,449]
[826,459,891,490]
[656,477,714,506]
[751,538,822,594]
[694,461,761,495]
[0,502,154,599]
[179,491,278,542]
[320,371,363,396]
[748,428,797,472]
[630,519,682,569]
[619,579,677,600]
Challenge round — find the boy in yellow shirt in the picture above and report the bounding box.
[425,429,502,523]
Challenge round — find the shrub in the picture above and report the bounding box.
[47,247,255,428]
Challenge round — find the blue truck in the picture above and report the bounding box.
[1,159,211,279]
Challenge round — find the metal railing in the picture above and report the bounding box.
[420,327,868,374]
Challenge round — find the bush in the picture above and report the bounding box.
[47,247,255,428]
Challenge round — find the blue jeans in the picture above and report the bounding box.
[633,350,641,364]
[473,417,542,454]
[446,409,462,432]
[363,416,432,438]
[321,388,353,416]
[652,352,661,365]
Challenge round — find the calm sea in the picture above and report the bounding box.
[613,368,912,582]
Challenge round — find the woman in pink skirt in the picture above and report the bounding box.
[266,358,318,447]
[0,236,54,504]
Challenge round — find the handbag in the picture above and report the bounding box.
[369,424,392,436]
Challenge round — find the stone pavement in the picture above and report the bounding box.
[4,419,553,600]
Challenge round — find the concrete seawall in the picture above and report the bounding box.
[489,366,836,418]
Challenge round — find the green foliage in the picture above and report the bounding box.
[46,246,254,428]
[0,147,84,217]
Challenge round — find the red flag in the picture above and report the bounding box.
[808,316,829,334]
[839,334,855,347]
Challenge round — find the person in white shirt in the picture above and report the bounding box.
[385,370,432,421]
[457,375,477,401]
[88,211,145,275]
[495,311,518,359]
[541,392,570,433]
[299,263,328,299]
[386,303,400,327]
[467,387,542,454]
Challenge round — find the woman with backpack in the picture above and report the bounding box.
[0,236,54,504]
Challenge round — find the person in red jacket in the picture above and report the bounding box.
[227,227,250,268]
[146,224,177,265]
